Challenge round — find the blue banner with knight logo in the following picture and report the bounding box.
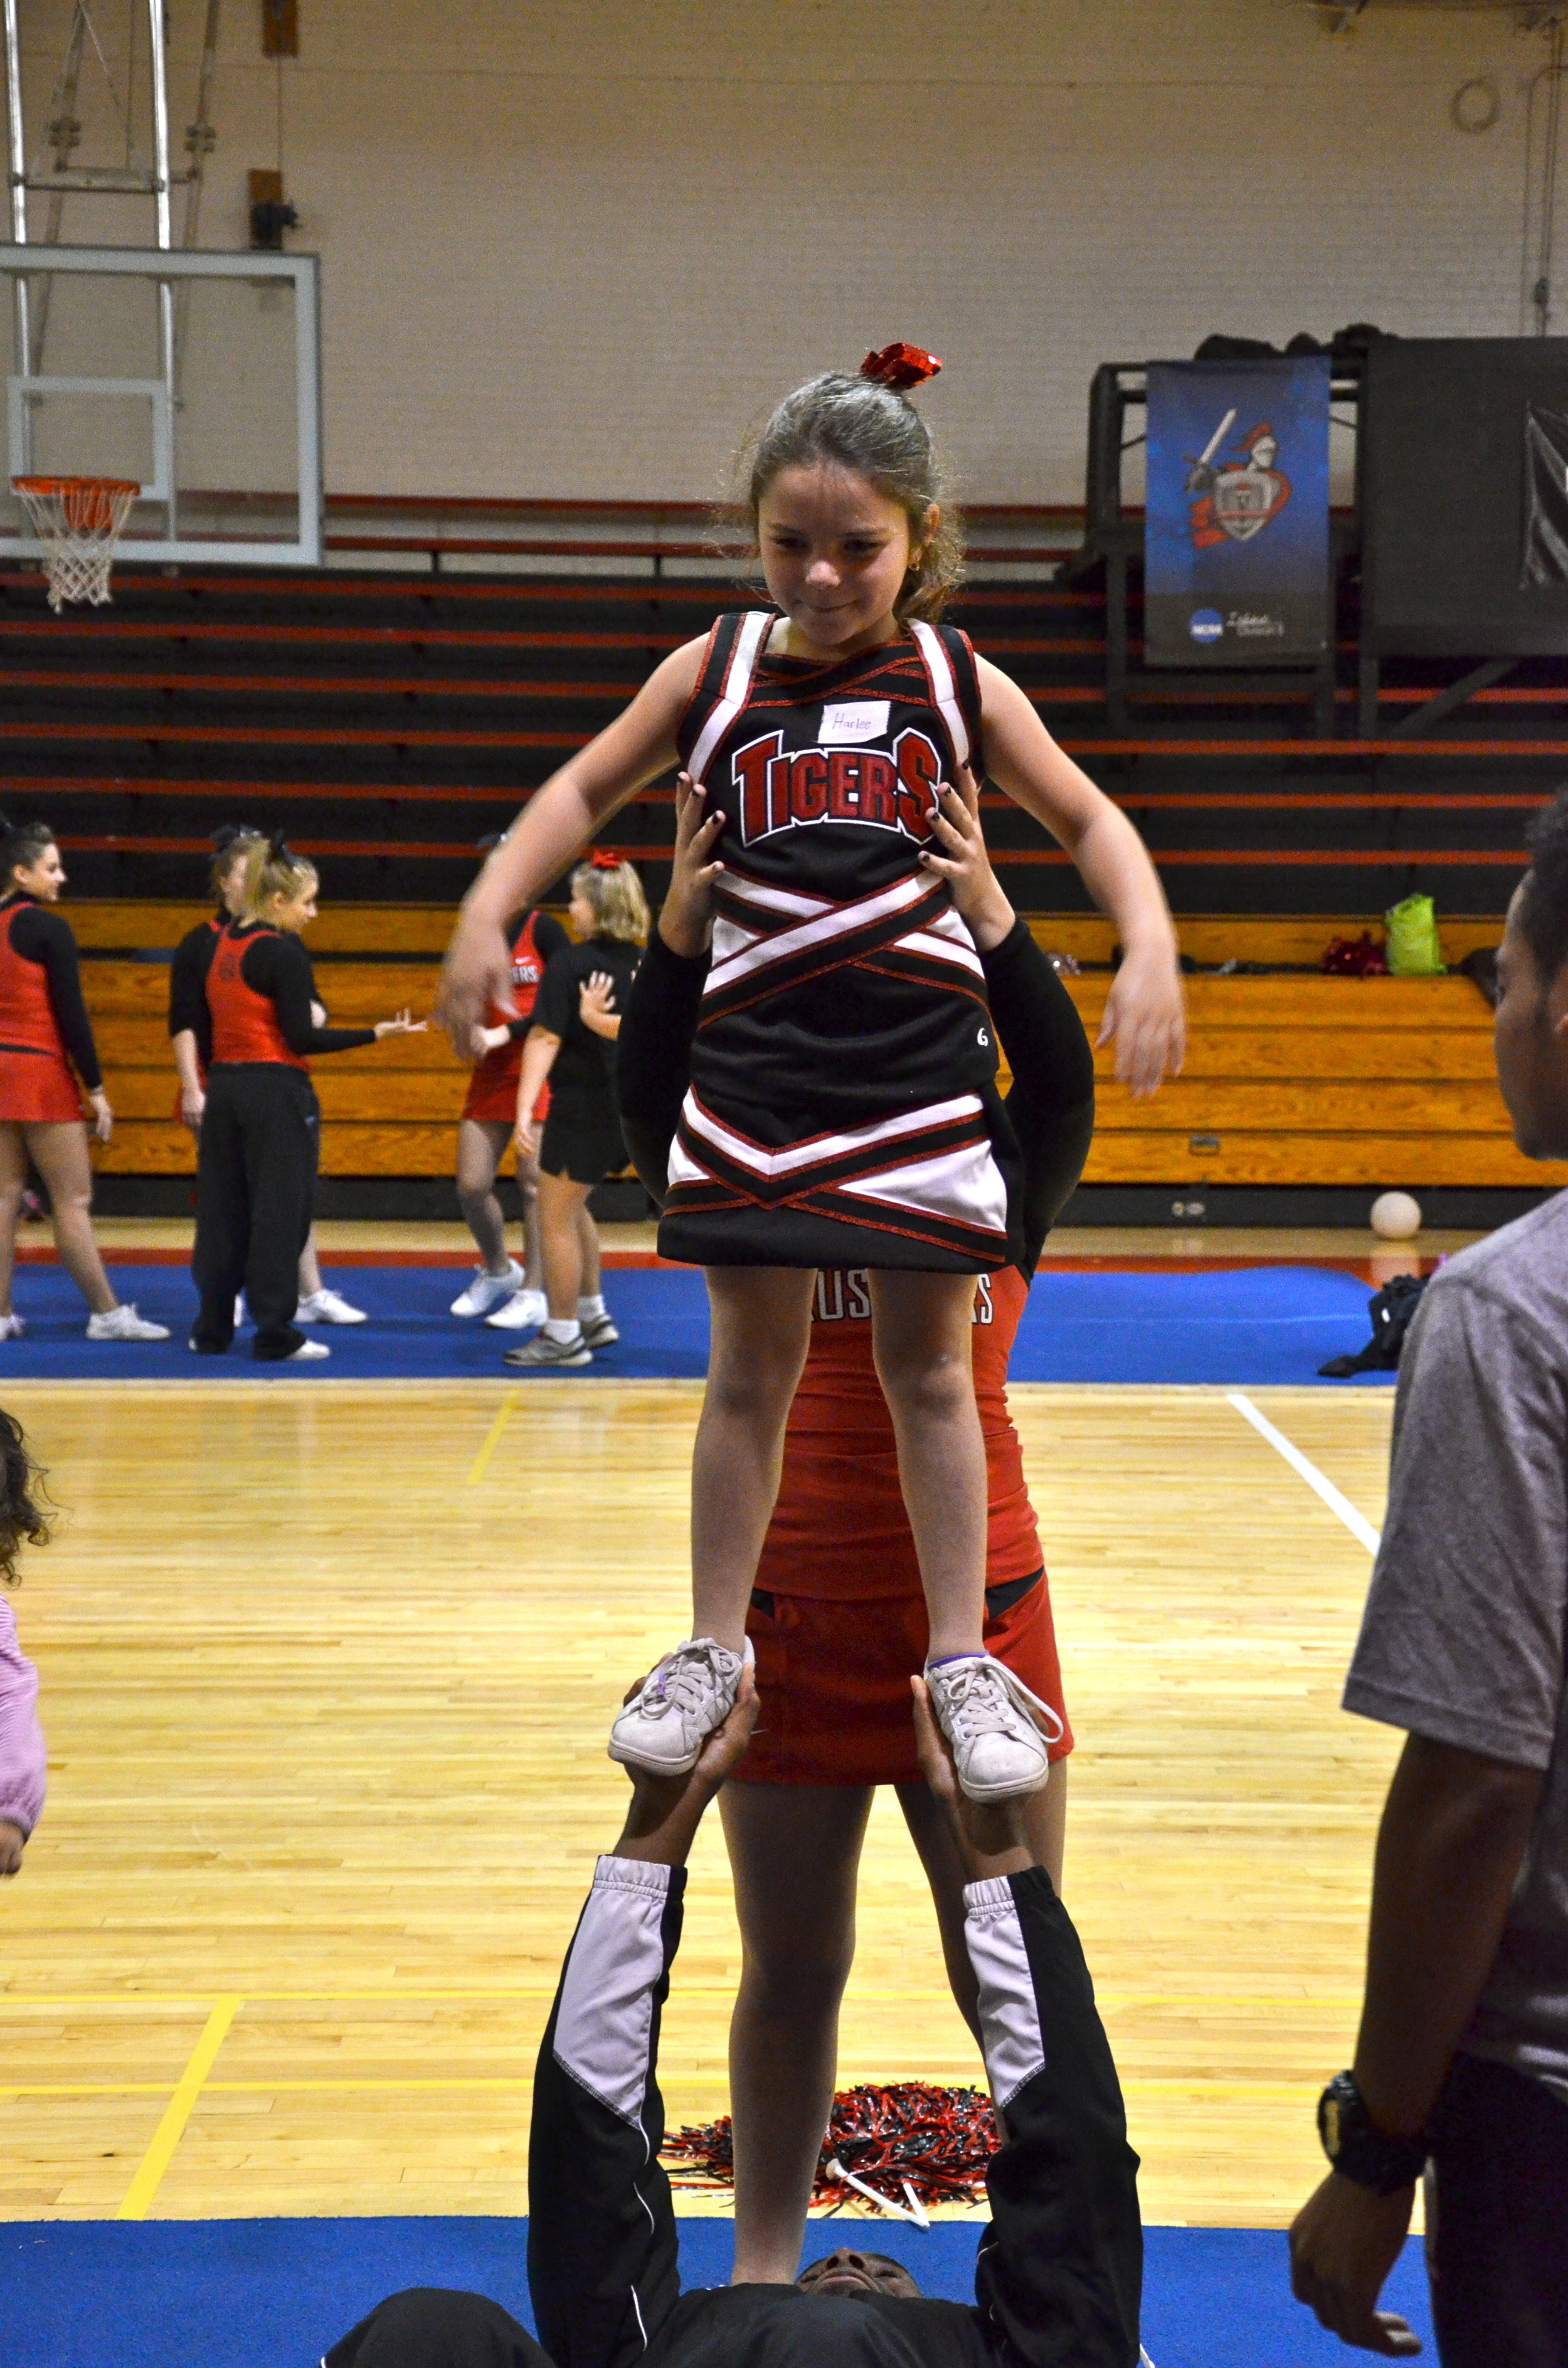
[1144,356,1331,666]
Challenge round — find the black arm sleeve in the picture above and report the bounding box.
[969,1867,1143,2367]
[10,906,102,1090]
[532,911,571,964]
[168,926,217,1066]
[984,923,1096,1278]
[240,935,376,1056]
[613,932,707,1211]
[506,913,574,1041]
[531,946,580,1043]
[527,1856,684,2368]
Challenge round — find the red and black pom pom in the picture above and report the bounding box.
[664,2081,997,2214]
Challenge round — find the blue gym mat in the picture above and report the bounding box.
[1,2215,1434,2367]
[0,1259,1393,1387]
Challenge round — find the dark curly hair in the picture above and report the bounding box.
[0,1409,50,1584]
[1519,789,1568,990]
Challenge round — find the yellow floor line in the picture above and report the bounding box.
[115,1995,242,2221]
[466,1386,521,1483]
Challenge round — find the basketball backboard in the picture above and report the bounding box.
[1,243,321,568]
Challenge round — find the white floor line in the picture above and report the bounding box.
[1226,1390,1382,1557]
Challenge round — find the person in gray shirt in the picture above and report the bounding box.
[1290,790,1568,2364]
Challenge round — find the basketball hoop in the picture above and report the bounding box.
[11,475,140,613]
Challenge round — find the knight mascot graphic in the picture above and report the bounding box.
[1183,413,1291,551]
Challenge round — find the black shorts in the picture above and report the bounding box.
[540,1101,627,1187]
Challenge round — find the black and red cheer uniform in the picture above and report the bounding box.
[0,891,101,1125]
[660,612,1023,1272]
[460,908,568,1125]
[191,923,375,1361]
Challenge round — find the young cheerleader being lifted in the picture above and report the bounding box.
[440,346,1184,1800]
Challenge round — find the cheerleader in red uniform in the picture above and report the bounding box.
[0,817,168,1342]
[622,769,1092,2276]
[169,827,366,1327]
[440,348,1183,1798]
[448,841,569,1329]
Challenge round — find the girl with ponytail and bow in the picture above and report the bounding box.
[439,347,1185,1799]
[191,837,423,1363]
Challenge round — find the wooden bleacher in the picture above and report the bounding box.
[68,905,1568,1193]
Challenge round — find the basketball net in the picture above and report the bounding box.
[12,475,140,613]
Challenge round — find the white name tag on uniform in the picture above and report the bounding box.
[818,700,891,745]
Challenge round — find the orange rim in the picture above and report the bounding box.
[13,475,140,496]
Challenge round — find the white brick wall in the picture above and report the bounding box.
[9,0,1556,504]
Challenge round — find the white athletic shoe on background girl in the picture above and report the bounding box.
[297,1286,366,1324]
[85,1304,169,1342]
[0,1314,24,1341]
[484,1287,549,1331]
[450,1260,524,1317]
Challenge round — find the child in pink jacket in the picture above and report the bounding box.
[0,1410,49,1876]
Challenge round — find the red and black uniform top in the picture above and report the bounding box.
[664,612,1022,1271]
[204,922,376,1070]
[467,909,569,1094]
[0,890,102,1088]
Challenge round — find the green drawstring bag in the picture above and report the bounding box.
[1384,895,1445,976]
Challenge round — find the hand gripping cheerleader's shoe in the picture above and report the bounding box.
[924,1654,1063,1804]
[608,1637,755,1776]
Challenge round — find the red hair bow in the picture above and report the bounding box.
[861,342,943,391]
[587,847,622,871]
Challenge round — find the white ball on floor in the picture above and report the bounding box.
[1370,1191,1422,1240]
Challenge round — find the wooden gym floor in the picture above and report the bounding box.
[0,1239,1409,2233]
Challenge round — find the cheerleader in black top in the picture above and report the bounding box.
[170,827,368,1327]
[0,817,168,1343]
[191,839,423,1363]
[439,349,1185,1798]
[501,854,645,1370]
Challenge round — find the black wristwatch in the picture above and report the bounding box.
[1317,2071,1429,2194]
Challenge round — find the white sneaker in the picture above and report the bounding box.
[502,1325,591,1369]
[450,1260,524,1317]
[280,1339,331,1362]
[608,1637,754,1775]
[485,1288,549,1331]
[924,1654,1061,1804]
[0,1314,24,1341]
[87,1303,170,1342]
[297,1287,367,1325]
[579,1310,620,1349]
